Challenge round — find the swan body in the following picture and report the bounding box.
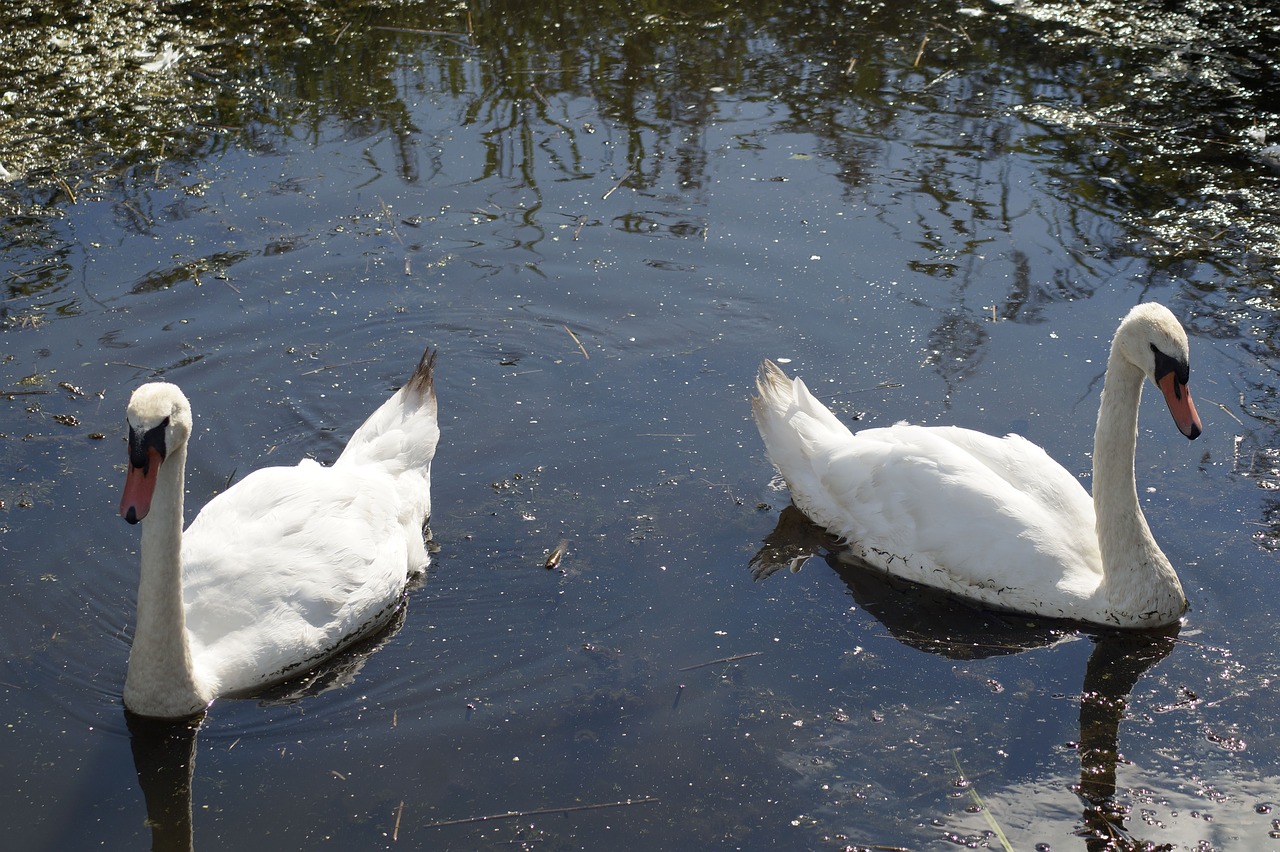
[119,349,439,718]
[752,303,1202,629]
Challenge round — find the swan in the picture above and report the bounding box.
[752,303,1202,629]
[118,348,439,718]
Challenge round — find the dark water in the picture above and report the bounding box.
[3,1,1279,849]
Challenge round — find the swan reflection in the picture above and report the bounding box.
[752,506,1178,848]
[125,604,409,852]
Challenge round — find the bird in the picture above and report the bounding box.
[751,303,1202,629]
[118,348,439,718]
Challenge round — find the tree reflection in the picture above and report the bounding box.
[6,0,1278,314]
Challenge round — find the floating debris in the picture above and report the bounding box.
[544,539,569,570]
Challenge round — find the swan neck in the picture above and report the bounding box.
[1093,353,1143,525]
[1091,340,1185,625]
[126,443,206,717]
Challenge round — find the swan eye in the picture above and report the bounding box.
[1150,344,1189,387]
[128,418,170,470]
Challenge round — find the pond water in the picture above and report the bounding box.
[3,1,1280,849]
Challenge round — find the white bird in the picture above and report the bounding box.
[752,303,1202,629]
[118,349,439,718]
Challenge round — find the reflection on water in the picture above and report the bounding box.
[1077,629,1178,850]
[753,506,1179,848]
[128,714,197,852]
[125,608,411,852]
[753,507,1073,659]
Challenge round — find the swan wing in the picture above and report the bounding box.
[754,361,1103,617]
[180,460,413,695]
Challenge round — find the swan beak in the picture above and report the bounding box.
[1157,373,1202,440]
[120,448,164,524]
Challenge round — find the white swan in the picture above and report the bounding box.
[752,303,1202,629]
[118,349,439,718]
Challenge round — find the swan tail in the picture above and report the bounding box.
[336,347,440,481]
[752,360,855,451]
[400,347,437,412]
[752,360,857,519]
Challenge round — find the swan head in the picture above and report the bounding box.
[120,382,193,524]
[1115,303,1202,440]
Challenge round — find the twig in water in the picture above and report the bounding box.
[1202,397,1243,426]
[913,35,930,66]
[678,651,762,672]
[952,752,1013,852]
[55,176,76,204]
[121,200,151,229]
[699,477,742,506]
[928,18,974,45]
[377,197,405,246]
[422,796,658,829]
[563,325,589,359]
[809,380,903,402]
[602,170,633,200]
[368,24,475,51]
[373,25,469,38]
[301,357,378,376]
[393,800,405,841]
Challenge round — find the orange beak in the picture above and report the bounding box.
[120,447,164,524]
[1157,372,1202,440]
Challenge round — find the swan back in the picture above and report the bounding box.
[753,363,1101,615]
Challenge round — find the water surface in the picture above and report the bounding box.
[3,1,1279,849]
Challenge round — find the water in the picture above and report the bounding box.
[2,1,1279,849]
